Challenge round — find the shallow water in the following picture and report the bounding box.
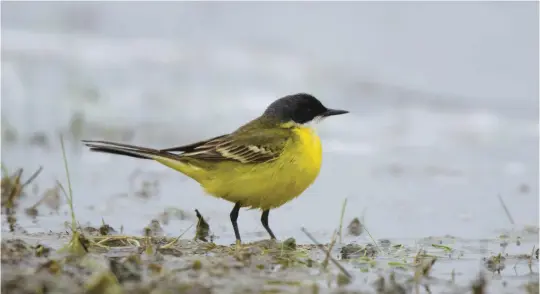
[2,2,539,292]
[2,230,538,293]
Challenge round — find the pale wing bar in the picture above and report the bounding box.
[178,137,280,164]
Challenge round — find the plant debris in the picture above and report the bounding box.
[2,165,44,231]
[194,209,210,242]
[347,217,363,237]
[340,243,378,259]
[483,253,506,274]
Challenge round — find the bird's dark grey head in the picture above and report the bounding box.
[263,93,348,124]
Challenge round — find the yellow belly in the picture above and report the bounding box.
[198,126,322,210]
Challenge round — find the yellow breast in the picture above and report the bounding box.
[289,126,323,181]
[199,126,323,210]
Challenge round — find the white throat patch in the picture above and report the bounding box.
[303,115,325,128]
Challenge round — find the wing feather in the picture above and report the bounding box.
[83,127,289,165]
[160,129,289,164]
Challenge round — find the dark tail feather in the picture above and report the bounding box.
[87,146,151,159]
[160,134,228,152]
[82,140,181,161]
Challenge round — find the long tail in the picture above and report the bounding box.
[82,140,206,183]
[82,140,182,161]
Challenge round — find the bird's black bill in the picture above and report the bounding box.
[323,108,349,117]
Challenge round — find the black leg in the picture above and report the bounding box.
[261,209,276,240]
[230,202,241,242]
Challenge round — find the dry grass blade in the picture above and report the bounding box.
[56,182,75,229]
[301,227,352,280]
[362,223,382,255]
[322,230,338,270]
[162,223,195,249]
[60,136,76,232]
[57,135,88,256]
[338,198,347,244]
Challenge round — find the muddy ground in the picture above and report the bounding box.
[1,215,538,293]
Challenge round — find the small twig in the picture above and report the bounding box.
[22,166,43,187]
[301,227,352,279]
[338,198,347,244]
[497,194,515,226]
[528,245,535,273]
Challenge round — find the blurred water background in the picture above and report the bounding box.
[1,1,538,250]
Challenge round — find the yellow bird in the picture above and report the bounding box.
[83,93,348,242]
